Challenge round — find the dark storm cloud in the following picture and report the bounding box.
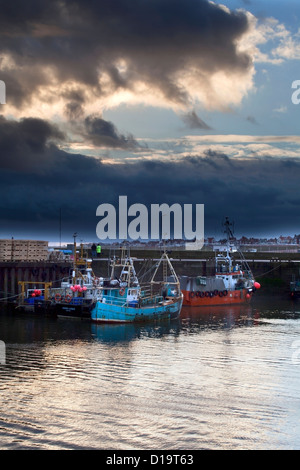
[0,0,252,108]
[0,115,64,171]
[84,115,140,149]
[0,117,299,238]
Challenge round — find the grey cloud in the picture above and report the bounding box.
[64,101,85,120]
[0,115,65,171]
[246,115,259,125]
[0,0,252,109]
[84,115,140,149]
[0,118,299,238]
[182,111,212,130]
[63,89,86,120]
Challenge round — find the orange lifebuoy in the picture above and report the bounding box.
[65,294,72,303]
[119,287,125,296]
[55,293,62,302]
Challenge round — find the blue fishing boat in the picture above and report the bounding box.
[91,250,183,323]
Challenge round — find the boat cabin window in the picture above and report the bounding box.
[128,289,138,296]
[196,277,206,286]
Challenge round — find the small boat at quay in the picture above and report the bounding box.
[290,278,300,299]
[180,218,260,307]
[91,249,183,323]
[49,257,98,319]
[18,239,100,318]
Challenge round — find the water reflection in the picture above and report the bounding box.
[180,303,254,329]
[1,298,299,346]
[0,303,257,347]
[91,320,181,344]
[1,298,300,450]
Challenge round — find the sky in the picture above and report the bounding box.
[1,0,300,243]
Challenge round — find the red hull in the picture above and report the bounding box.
[182,288,251,307]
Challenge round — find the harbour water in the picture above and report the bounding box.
[1,297,300,450]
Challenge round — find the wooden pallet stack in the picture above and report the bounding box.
[0,239,49,262]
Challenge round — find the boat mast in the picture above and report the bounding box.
[150,251,180,287]
[223,217,254,278]
[223,217,234,270]
[72,232,77,285]
[118,245,139,288]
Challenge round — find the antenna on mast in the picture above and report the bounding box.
[223,217,234,240]
[59,207,62,249]
[73,232,77,272]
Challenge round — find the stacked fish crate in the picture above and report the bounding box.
[0,239,49,262]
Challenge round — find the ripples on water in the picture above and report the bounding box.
[1,298,300,450]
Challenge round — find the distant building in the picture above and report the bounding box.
[0,239,49,262]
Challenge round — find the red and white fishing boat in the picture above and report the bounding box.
[180,218,260,307]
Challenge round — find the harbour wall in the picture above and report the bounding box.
[92,250,300,296]
[1,250,300,304]
[0,261,72,304]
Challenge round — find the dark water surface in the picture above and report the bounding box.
[1,298,300,450]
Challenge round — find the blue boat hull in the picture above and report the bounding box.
[91,297,183,323]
